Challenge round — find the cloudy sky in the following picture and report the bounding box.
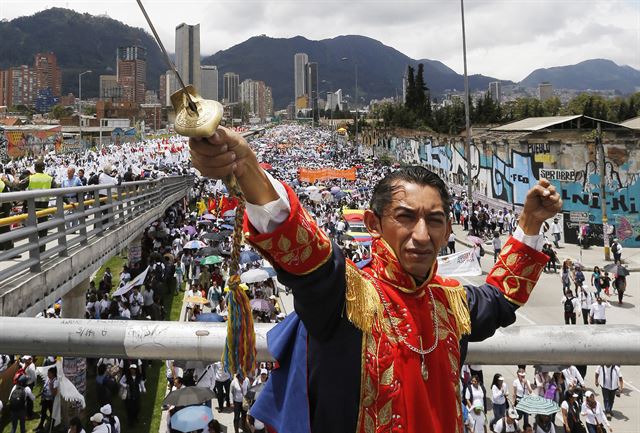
[2,0,639,80]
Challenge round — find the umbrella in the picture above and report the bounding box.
[259,162,273,170]
[184,296,210,305]
[199,247,218,256]
[200,255,224,265]
[196,219,213,226]
[340,234,355,242]
[170,405,213,432]
[201,213,216,220]
[330,186,341,193]
[195,313,225,322]
[261,266,277,278]
[240,250,261,264]
[220,224,234,230]
[515,395,560,416]
[241,268,270,284]
[184,240,206,249]
[467,235,484,245]
[163,387,216,407]
[305,185,318,192]
[182,225,197,236]
[250,298,274,313]
[603,263,630,276]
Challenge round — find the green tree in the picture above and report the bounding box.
[50,104,74,119]
[414,64,428,121]
[405,65,417,112]
[542,97,561,116]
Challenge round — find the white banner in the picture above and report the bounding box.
[437,249,482,277]
[113,266,150,297]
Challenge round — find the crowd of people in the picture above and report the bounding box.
[0,124,633,432]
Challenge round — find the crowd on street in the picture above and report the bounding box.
[0,124,633,432]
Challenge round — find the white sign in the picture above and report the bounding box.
[539,169,577,182]
[113,266,150,297]
[437,249,482,277]
[569,211,589,223]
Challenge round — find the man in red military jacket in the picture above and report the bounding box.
[190,127,562,433]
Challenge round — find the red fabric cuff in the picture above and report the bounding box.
[243,182,332,275]
[486,236,549,306]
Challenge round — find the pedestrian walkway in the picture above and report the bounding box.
[450,223,640,272]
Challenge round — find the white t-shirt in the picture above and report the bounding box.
[596,365,622,390]
[230,377,249,403]
[491,383,508,404]
[513,378,531,399]
[590,302,609,320]
[492,418,518,432]
[465,385,485,405]
[468,410,486,433]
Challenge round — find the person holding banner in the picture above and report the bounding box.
[190,126,562,433]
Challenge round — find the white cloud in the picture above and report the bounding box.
[1,0,638,81]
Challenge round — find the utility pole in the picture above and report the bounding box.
[597,122,611,261]
[460,0,473,203]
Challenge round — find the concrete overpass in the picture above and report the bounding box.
[0,175,193,317]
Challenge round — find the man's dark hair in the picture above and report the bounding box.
[370,166,450,217]
[34,160,45,173]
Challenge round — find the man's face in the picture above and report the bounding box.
[67,168,75,179]
[365,182,451,283]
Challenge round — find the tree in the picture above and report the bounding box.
[414,64,428,121]
[50,104,74,119]
[405,66,417,112]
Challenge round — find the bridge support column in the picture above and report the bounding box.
[61,278,89,421]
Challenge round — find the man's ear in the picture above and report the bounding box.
[364,210,382,239]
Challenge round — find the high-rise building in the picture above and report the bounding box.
[307,62,318,117]
[99,75,121,101]
[34,52,62,97]
[0,70,8,107]
[325,89,343,112]
[539,82,553,101]
[159,70,177,107]
[294,53,309,100]
[223,72,239,104]
[6,65,36,107]
[264,86,273,118]
[175,23,201,90]
[117,46,147,104]
[488,81,502,104]
[200,65,218,101]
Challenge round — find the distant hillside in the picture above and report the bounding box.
[519,59,640,94]
[202,35,506,109]
[0,8,166,98]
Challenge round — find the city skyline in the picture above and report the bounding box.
[0,1,638,82]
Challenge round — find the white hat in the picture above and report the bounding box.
[473,400,483,410]
[269,295,277,300]
[100,404,112,415]
[497,375,504,381]
[90,413,104,423]
[585,390,594,398]
[129,364,138,369]
[507,407,519,419]
[260,369,268,375]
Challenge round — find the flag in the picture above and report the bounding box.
[219,196,239,216]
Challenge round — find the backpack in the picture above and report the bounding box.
[564,297,575,313]
[106,415,117,433]
[10,386,26,410]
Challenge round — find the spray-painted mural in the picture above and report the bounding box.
[362,129,640,247]
[3,126,63,158]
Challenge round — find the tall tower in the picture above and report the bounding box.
[34,52,62,97]
[175,23,201,90]
[200,65,219,101]
[223,72,240,104]
[307,62,318,117]
[488,81,502,103]
[117,45,147,104]
[294,53,309,100]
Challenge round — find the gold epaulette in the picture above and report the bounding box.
[440,283,472,338]
[345,262,382,334]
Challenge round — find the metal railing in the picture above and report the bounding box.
[0,318,637,365]
[0,176,193,282]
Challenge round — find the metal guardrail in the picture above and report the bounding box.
[0,176,193,282]
[0,318,638,365]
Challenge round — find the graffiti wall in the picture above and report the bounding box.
[362,129,640,247]
[2,126,63,158]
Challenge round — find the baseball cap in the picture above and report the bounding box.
[100,404,112,415]
[585,390,594,398]
[129,364,138,369]
[498,376,504,381]
[572,392,579,398]
[507,407,519,419]
[260,368,268,375]
[473,400,483,410]
[90,413,104,423]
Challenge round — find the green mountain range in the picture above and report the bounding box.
[1,8,638,110]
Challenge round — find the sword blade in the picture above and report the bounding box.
[135,0,197,112]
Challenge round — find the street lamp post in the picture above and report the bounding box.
[78,70,92,147]
[460,0,473,203]
[341,57,359,149]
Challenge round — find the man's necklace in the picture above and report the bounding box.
[370,277,439,381]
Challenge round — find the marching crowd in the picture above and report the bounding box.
[0,124,633,433]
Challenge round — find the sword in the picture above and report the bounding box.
[135,0,198,114]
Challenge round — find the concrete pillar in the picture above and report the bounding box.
[61,278,89,421]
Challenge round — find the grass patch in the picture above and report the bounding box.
[93,254,127,291]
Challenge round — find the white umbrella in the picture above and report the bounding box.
[241,268,271,284]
